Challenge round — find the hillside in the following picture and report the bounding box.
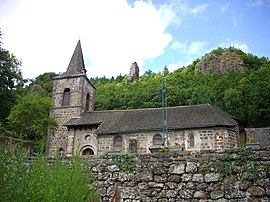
[92,47,270,128]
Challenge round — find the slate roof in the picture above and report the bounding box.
[52,40,95,88]
[65,104,238,135]
[63,40,86,76]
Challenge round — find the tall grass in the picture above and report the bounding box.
[0,147,100,202]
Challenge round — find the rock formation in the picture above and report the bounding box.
[128,62,139,82]
[195,51,245,74]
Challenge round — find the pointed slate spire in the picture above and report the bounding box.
[63,40,86,76]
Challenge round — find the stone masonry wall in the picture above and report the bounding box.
[97,127,239,156]
[89,147,270,201]
[47,74,95,157]
[245,128,270,148]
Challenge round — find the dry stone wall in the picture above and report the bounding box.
[88,147,270,201]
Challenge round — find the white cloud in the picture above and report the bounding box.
[0,0,176,79]
[187,41,208,56]
[168,40,208,71]
[190,4,209,14]
[247,0,270,7]
[221,3,230,13]
[218,38,250,53]
[162,0,208,25]
[232,9,246,27]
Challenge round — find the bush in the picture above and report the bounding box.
[0,147,99,202]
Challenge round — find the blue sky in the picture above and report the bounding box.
[0,0,269,79]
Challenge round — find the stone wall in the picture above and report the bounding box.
[47,74,95,157]
[89,147,270,201]
[96,127,239,155]
[245,128,270,148]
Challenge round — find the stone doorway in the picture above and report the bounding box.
[81,147,94,156]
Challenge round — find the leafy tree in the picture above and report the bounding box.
[6,94,57,150]
[26,72,58,97]
[0,30,25,124]
[162,65,169,75]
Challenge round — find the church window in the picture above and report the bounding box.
[85,134,91,141]
[153,134,163,146]
[113,136,122,149]
[62,88,70,106]
[86,93,90,111]
[189,133,195,148]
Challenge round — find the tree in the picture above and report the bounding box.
[25,72,58,97]
[0,30,25,124]
[6,94,57,151]
[162,66,169,75]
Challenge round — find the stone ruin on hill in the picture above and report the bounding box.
[128,62,139,82]
[195,51,245,74]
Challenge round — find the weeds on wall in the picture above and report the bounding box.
[111,154,138,172]
[0,147,100,202]
[204,148,261,179]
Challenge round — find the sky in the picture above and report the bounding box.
[0,0,270,80]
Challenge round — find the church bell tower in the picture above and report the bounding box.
[46,40,95,157]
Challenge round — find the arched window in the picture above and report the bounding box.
[153,134,163,146]
[189,133,195,148]
[113,136,122,149]
[62,88,70,106]
[85,93,90,111]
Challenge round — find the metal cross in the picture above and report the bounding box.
[152,78,173,146]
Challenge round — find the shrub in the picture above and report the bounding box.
[0,147,99,202]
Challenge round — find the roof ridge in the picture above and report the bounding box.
[89,104,211,113]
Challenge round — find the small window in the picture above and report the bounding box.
[113,136,122,148]
[189,134,195,148]
[85,135,91,141]
[153,134,163,146]
[85,93,90,111]
[62,88,70,106]
[59,148,64,157]
[129,139,137,153]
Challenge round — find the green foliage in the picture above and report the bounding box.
[0,147,100,202]
[0,30,25,124]
[205,149,261,178]
[92,47,270,128]
[6,94,57,151]
[26,72,59,97]
[111,154,137,172]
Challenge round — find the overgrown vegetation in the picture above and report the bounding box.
[111,154,137,172]
[0,146,100,202]
[205,148,261,179]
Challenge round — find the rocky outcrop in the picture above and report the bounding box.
[128,62,139,82]
[195,51,245,74]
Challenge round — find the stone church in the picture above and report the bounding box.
[46,41,240,157]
